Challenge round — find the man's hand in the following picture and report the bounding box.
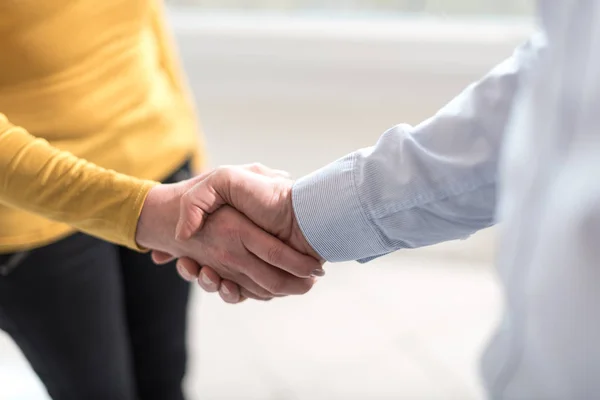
[178,164,320,260]
[162,164,324,303]
[135,178,321,303]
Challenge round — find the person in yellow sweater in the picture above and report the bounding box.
[0,1,321,399]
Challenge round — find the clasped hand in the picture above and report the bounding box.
[135,164,324,304]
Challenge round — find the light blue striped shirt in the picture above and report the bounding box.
[292,1,600,398]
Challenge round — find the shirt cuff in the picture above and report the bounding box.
[292,153,389,263]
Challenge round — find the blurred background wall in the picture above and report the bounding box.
[0,2,533,399]
[170,0,532,15]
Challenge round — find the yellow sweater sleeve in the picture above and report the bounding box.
[0,114,157,250]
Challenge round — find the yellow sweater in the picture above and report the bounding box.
[0,0,204,253]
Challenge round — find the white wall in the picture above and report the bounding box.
[171,12,532,264]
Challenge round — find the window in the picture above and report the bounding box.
[167,0,533,17]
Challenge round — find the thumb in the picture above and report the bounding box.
[175,165,285,241]
[175,176,227,241]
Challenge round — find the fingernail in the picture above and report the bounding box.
[201,271,214,286]
[221,285,230,295]
[176,262,195,282]
[311,269,326,277]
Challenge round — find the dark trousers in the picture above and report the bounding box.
[0,162,192,400]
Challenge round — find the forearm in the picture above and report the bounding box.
[293,35,544,262]
[0,115,157,250]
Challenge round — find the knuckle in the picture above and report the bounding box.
[216,165,234,180]
[248,162,265,172]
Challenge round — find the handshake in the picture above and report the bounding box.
[135,164,324,304]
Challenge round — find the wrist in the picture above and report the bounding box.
[135,183,182,251]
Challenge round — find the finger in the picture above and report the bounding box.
[219,280,242,304]
[237,245,316,296]
[198,267,277,301]
[242,227,323,279]
[176,258,201,282]
[240,287,273,302]
[233,272,279,299]
[176,173,226,241]
[151,250,176,265]
[220,280,277,303]
[220,283,249,304]
[219,275,284,301]
[198,266,221,293]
